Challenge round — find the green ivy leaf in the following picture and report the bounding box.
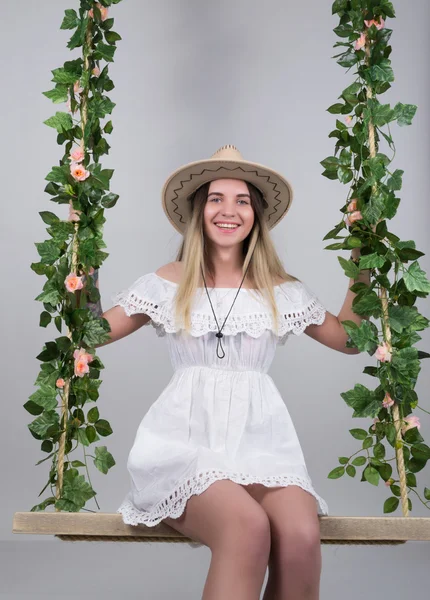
[28,410,60,439]
[359,253,386,270]
[328,466,345,479]
[94,419,113,437]
[393,102,417,127]
[349,428,368,440]
[94,446,116,475]
[364,465,380,486]
[341,384,382,418]
[373,442,386,459]
[57,470,96,511]
[403,262,430,293]
[383,497,399,513]
[346,465,356,477]
[87,407,100,423]
[43,111,74,134]
[338,256,360,278]
[386,169,404,191]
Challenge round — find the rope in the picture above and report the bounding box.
[365,41,409,519]
[55,20,92,511]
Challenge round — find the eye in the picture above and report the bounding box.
[208,197,249,205]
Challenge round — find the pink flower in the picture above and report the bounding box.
[56,378,65,388]
[69,147,85,163]
[73,347,94,378]
[371,417,380,431]
[347,198,358,212]
[364,17,385,30]
[65,273,84,292]
[385,478,394,487]
[70,163,90,182]
[92,66,101,77]
[73,348,94,362]
[68,205,81,222]
[345,115,354,126]
[75,358,90,378]
[354,33,366,51]
[345,211,362,227]
[382,393,394,409]
[74,80,84,95]
[401,415,421,436]
[375,341,392,362]
[88,3,109,21]
[73,347,94,363]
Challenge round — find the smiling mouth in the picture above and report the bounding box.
[214,224,240,231]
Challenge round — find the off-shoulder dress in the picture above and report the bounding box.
[111,272,329,548]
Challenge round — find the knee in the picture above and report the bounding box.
[276,522,321,566]
[218,507,271,563]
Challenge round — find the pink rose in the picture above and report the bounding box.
[73,347,94,364]
[92,66,101,77]
[382,393,394,409]
[74,80,84,95]
[88,3,109,21]
[65,273,84,292]
[347,198,358,212]
[68,203,81,222]
[344,115,353,126]
[364,17,385,30]
[385,478,394,487]
[401,415,421,436]
[375,341,392,362]
[56,378,65,388]
[69,147,85,163]
[371,417,380,431]
[74,358,90,378]
[70,163,90,182]
[345,211,362,226]
[354,33,366,51]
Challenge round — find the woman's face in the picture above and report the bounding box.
[203,179,255,248]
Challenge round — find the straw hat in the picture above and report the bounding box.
[161,144,294,235]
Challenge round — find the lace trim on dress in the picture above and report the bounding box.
[117,469,329,529]
[111,275,327,342]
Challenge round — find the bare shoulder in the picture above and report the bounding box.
[155,261,183,284]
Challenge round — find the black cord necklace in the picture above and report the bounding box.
[200,260,253,359]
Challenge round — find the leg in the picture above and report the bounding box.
[244,484,322,600]
[162,479,271,600]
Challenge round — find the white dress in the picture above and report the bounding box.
[112,272,329,548]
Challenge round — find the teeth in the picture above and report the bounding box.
[216,224,239,229]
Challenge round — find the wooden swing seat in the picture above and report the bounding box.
[12,512,430,545]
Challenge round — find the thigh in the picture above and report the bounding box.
[162,479,271,550]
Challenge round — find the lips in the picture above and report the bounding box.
[214,223,240,233]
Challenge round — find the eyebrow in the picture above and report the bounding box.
[207,192,251,198]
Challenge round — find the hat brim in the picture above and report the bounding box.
[162,158,294,235]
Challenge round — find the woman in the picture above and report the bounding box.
[89,145,365,600]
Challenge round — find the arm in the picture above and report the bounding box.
[304,248,371,354]
[80,269,151,348]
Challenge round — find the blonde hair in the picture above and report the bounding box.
[173,180,300,336]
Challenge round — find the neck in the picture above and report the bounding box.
[204,244,250,287]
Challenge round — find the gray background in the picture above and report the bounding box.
[1,0,429,598]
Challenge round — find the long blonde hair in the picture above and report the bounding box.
[173,180,300,336]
